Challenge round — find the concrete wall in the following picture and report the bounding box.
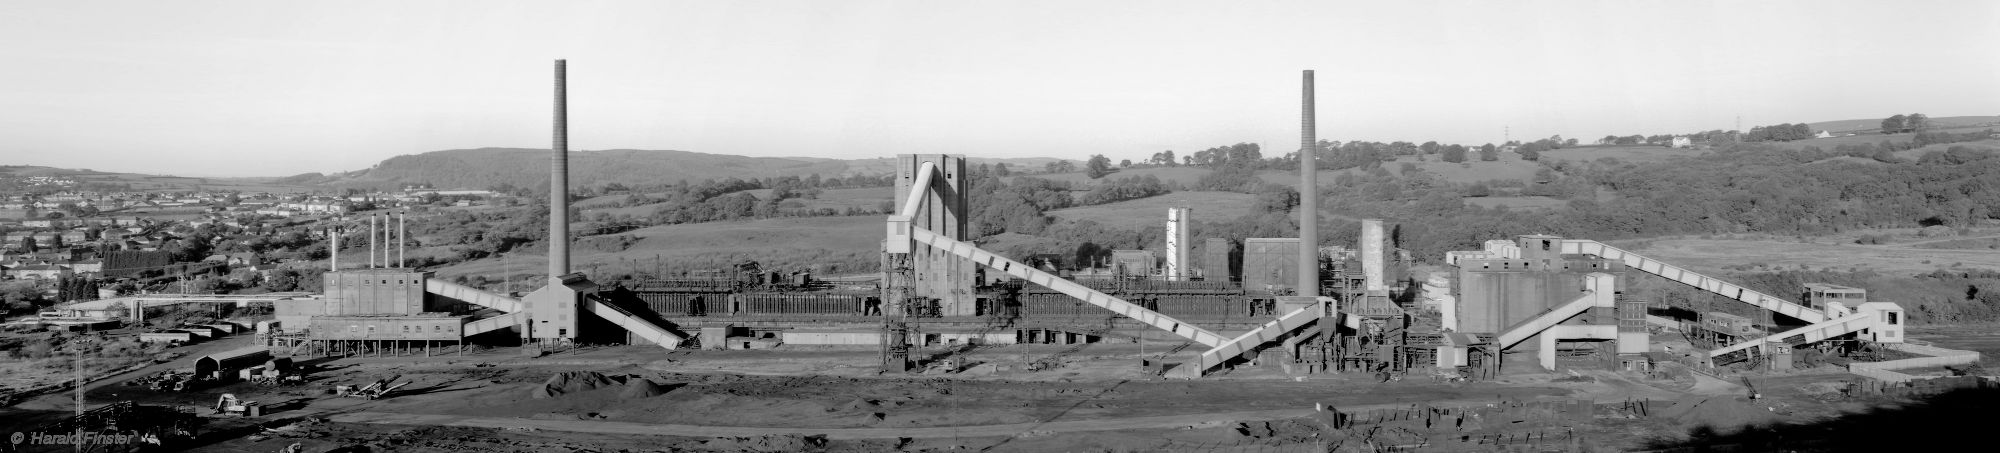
[322,270,427,316]
[782,331,879,345]
[1849,343,1983,383]
[895,154,975,316]
[1202,238,1233,282]
[1244,238,1299,292]
[1361,219,1385,291]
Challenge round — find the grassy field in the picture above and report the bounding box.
[1615,230,2000,275]
[1045,191,1257,229]
[430,215,884,281]
[1463,196,1568,211]
[1006,166,1212,187]
[1538,145,1705,164]
[577,187,895,220]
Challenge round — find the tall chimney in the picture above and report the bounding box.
[369,214,377,268]
[1297,70,1318,298]
[329,225,339,271]
[1165,208,1191,281]
[397,211,405,268]
[550,59,571,279]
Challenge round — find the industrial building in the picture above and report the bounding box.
[250,62,1953,384]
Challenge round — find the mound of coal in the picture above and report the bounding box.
[1656,396,1779,432]
[619,379,670,398]
[532,371,623,399]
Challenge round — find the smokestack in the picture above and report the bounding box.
[397,211,405,268]
[329,225,338,271]
[550,59,571,279]
[1297,70,1318,298]
[369,214,377,268]
[1165,208,1191,281]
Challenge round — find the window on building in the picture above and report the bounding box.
[1541,240,1551,251]
[1887,312,1899,325]
[558,328,568,338]
[348,325,357,333]
[368,325,376,333]
[401,325,409,333]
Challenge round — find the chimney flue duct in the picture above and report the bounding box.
[1297,70,1318,298]
[550,59,571,279]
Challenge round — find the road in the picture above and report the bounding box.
[325,398,1501,440]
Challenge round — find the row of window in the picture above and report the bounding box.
[346,279,411,286]
[342,324,457,334]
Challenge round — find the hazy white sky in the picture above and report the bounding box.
[2,1,1995,177]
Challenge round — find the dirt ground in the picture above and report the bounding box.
[2,334,1987,452]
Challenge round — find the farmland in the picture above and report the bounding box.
[1046,191,1257,230]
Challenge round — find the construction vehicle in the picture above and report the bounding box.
[336,379,412,399]
[213,394,260,416]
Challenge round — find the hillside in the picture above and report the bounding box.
[1807,115,2000,134]
[346,148,864,190]
[1045,191,1257,229]
[0,165,314,193]
[429,215,883,280]
[329,149,1081,192]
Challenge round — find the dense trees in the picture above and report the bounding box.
[1441,145,1467,163]
[1742,123,1815,142]
[1077,175,1169,205]
[1882,113,1930,134]
[1085,154,1115,179]
[1189,143,1263,168]
[1148,150,1178,166]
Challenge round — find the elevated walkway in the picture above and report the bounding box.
[426,280,527,338]
[909,227,1225,347]
[1559,240,1825,323]
[463,312,525,336]
[426,280,522,313]
[581,297,685,349]
[1194,303,1327,374]
[1494,273,1616,351]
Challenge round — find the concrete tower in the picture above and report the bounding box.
[1165,208,1191,281]
[1297,70,1318,297]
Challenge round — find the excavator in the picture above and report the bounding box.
[213,394,259,416]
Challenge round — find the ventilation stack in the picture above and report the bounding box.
[1297,70,1318,297]
[1165,208,1191,281]
[329,224,339,271]
[1362,219,1385,292]
[550,59,571,279]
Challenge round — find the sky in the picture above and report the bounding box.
[1,1,1996,177]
